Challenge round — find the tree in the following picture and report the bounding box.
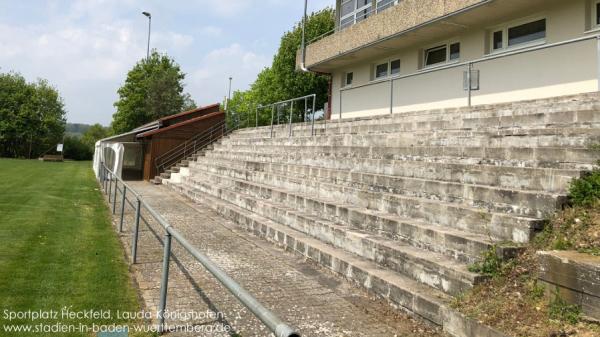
[63,135,93,160]
[81,123,109,149]
[111,51,195,134]
[0,72,66,158]
[228,8,335,125]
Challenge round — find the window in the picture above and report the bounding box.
[424,42,459,67]
[375,63,388,79]
[390,59,401,75]
[373,59,400,80]
[508,19,546,46]
[340,0,373,29]
[493,30,503,50]
[449,43,460,61]
[425,45,446,66]
[596,2,600,25]
[491,18,546,52]
[377,0,397,13]
[344,72,354,87]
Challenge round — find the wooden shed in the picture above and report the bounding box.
[136,104,225,180]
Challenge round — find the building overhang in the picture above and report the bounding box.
[304,0,562,73]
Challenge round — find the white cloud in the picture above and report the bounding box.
[189,43,270,104]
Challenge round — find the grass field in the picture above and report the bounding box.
[0,159,146,336]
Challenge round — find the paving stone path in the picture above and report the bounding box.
[107,181,444,337]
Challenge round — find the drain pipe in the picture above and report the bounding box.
[299,0,309,72]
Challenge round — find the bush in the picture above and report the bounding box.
[568,168,600,206]
[63,135,93,160]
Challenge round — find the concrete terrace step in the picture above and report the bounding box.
[190,157,566,218]
[186,164,540,245]
[181,174,483,296]
[234,94,600,137]
[169,181,455,325]
[207,145,597,170]
[224,127,600,149]
[203,150,581,193]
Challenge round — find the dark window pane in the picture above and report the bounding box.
[377,0,395,12]
[449,43,460,60]
[390,59,401,75]
[355,8,371,23]
[493,31,503,50]
[376,63,388,78]
[508,19,546,47]
[341,0,355,17]
[425,46,447,66]
[346,72,353,85]
[597,3,600,25]
[356,0,370,8]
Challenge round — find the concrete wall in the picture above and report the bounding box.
[329,0,599,119]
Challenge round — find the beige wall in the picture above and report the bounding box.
[330,0,598,119]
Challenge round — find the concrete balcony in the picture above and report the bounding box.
[303,0,487,70]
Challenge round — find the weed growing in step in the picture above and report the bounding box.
[548,288,581,325]
[467,245,515,277]
[568,166,600,207]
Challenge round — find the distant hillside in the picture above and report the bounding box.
[66,123,92,137]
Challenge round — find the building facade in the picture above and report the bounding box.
[301,0,600,119]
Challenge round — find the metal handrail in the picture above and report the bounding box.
[255,94,317,138]
[154,119,233,176]
[338,34,600,118]
[98,162,299,337]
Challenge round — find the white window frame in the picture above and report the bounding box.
[422,41,460,69]
[343,72,354,87]
[340,0,373,30]
[489,16,547,54]
[594,1,600,28]
[376,0,399,14]
[372,58,401,81]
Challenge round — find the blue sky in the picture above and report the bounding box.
[0,0,332,125]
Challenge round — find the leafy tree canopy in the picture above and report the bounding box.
[111,51,196,134]
[227,8,334,127]
[0,71,66,158]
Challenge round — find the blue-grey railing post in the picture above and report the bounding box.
[131,198,141,264]
[467,62,473,107]
[288,101,294,138]
[112,178,118,214]
[119,185,127,232]
[255,106,258,127]
[597,36,600,90]
[311,95,316,136]
[390,79,394,114]
[270,105,275,138]
[158,232,172,334]
[304,96,308,124]
[108,172,112,202]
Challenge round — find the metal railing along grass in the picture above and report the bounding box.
[98,163,300,337]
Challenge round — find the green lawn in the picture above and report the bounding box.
[0,159,146,336]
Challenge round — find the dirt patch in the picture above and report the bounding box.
[453,202,600,337]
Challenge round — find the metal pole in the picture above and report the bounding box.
[467,62,473,107]
[339,90,342,121]
[131,198,141,264]
[597,36,600,91]
[311,95,316,136]
[289,101,294,138]
[226,77,232,112]
[270,105,275,138]
[167,228,299,337]
[304,97,308,123]
[112,179,118,214]
[108,172,112,202]
[119,185,127,232]
[158,233,172,334]
[390,79,394,114]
